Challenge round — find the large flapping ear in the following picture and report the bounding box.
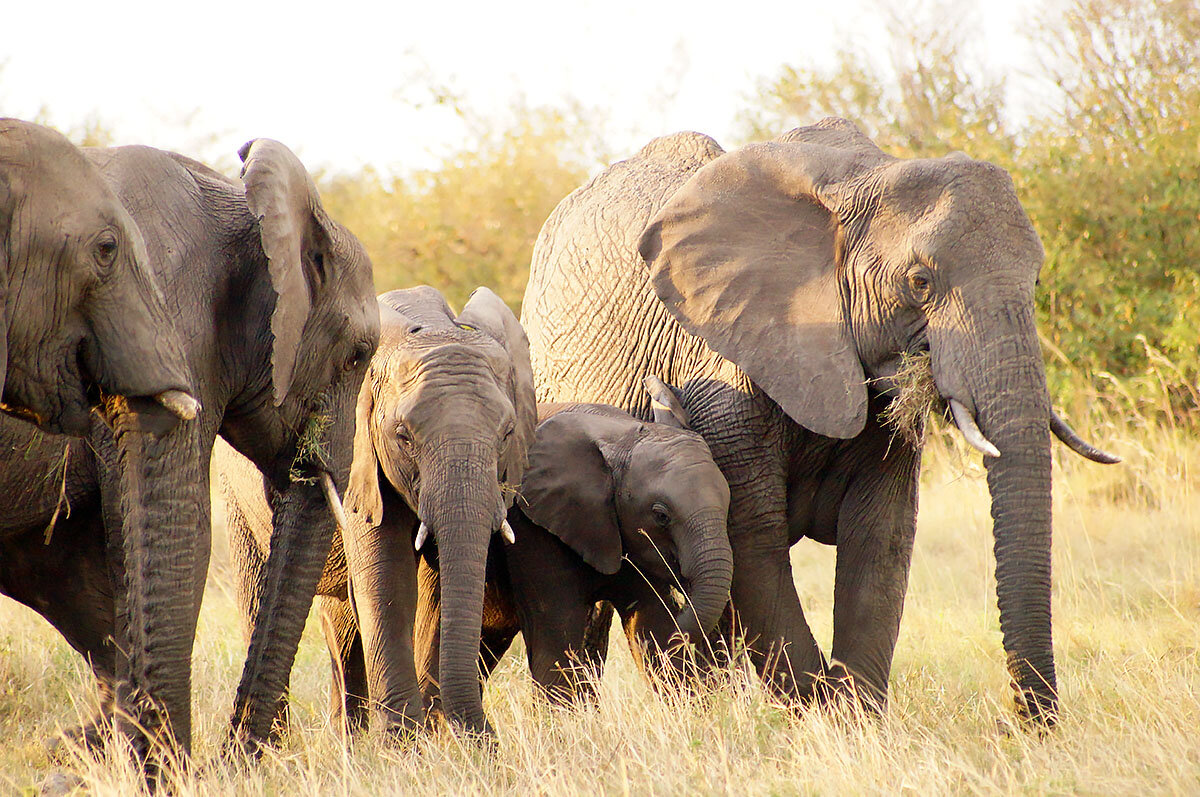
[239,138,332,406]
[519,410,627,574]
[639,123,889,439]
[457,287,537,492]
[643,375,690,430]
[346,371,383,526]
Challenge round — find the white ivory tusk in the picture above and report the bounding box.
[1049,411,1121,464]
[414,521,429,551]
[154,389,201,421]
[318,472,349,533]
[949,399,1001,458]
[499,518,516,544]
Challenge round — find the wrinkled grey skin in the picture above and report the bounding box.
[522,118,1117,724]
[223,285,535,738]
[0,139,378,760]
[475,395,733,704]
[0,118,194,432]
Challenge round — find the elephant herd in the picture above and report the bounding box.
[0,115,1118,774]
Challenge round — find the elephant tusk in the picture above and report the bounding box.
[949,399,1001,458]
[154,389,201,421]
[1050,410,1121,464]
[414,521,429,551]
[318,472,349,533]
[498,518,516,544]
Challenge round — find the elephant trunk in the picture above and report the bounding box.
[960,301,1058,724]
[231,403,352,749]
[671,508,733,640]
[420,447,497,736]
[104,396,202,762]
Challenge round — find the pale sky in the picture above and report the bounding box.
[3,0,1039,176]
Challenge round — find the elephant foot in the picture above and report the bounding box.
[38,771,86,797]
[812,662,885,722]
[45,717,110,760]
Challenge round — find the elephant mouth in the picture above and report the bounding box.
[1,338,201,436]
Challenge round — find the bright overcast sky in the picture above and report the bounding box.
[3,0,1038,175]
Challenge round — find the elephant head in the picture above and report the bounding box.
[0,118,196,434]
[519,377,733,642]
[346,285,535,736]
[638,117,1118,724]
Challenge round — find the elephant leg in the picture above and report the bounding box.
[316,594,368,733]
[723,464,829,703]
[616,579,705,692]
[414,551,442,721]
[829,437,920,712]
[226,490,289,734]
[503,524,607,706]
[0,512,118,750]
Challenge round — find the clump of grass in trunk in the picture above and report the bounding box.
[879,351,941,448]
[289,412,333,484]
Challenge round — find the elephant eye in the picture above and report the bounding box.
[502,421,515,441]
[651,503,670,527]
[344,343,371,372]
[396,422,414,448]
[94,234,118,271]
[907,271,933,304]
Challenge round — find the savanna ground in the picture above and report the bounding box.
[0,411,1195,795]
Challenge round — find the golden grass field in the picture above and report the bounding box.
[0,420,1196,795]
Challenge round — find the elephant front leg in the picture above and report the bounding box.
[316,595,368,733]
[828,438,920,712]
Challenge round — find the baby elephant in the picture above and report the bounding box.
[467,379,734,704]
[223,284,536,739]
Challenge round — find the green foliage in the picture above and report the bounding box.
[738,0,1200,425]
[319,105,601,313]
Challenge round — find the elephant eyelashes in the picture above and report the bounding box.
[344,344,371,372]
[652,503,670,527]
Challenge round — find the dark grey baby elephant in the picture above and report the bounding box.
[222,284,536,739]
[467,379,734,704]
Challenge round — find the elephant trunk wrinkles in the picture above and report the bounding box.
[672,508,733,640]
[966,302,1057,724]
[106,397,202,760]
[420,447,498,736]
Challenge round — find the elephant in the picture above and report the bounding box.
[0,137,379,759]
[220,285,535,738]
[0,118,197,432]
[466,381,733,705]
[520,117,1119,725]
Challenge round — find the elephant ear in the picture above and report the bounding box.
[346,368,383,526]
[378,285,457,329]
[0,170,9,402]
[643,375,690,430]
[239,138,334,407]
[639,131,882,439]
[457,287,537,494]
[518,410,625,574]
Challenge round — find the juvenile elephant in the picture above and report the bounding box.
[222,285,535,738]
[0,138,379,757]
[470,381,733,704]
[521,118,1119,724]
[0,118,196,431]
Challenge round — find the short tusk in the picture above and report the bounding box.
[155,389,201,421]
[318,472,349,533]
[414,521,429,551]
[949,399,1001,458]
[498,518,516,544]
[1050,411,1121,464]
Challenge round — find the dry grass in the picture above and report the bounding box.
[0,420,1196,795]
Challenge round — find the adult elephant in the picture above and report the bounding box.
[0,118,196,431]
[0,138,378,759]
[521,117,1118,725]
[222,285,535,738]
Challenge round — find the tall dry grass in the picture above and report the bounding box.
[0,406,1196,794]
